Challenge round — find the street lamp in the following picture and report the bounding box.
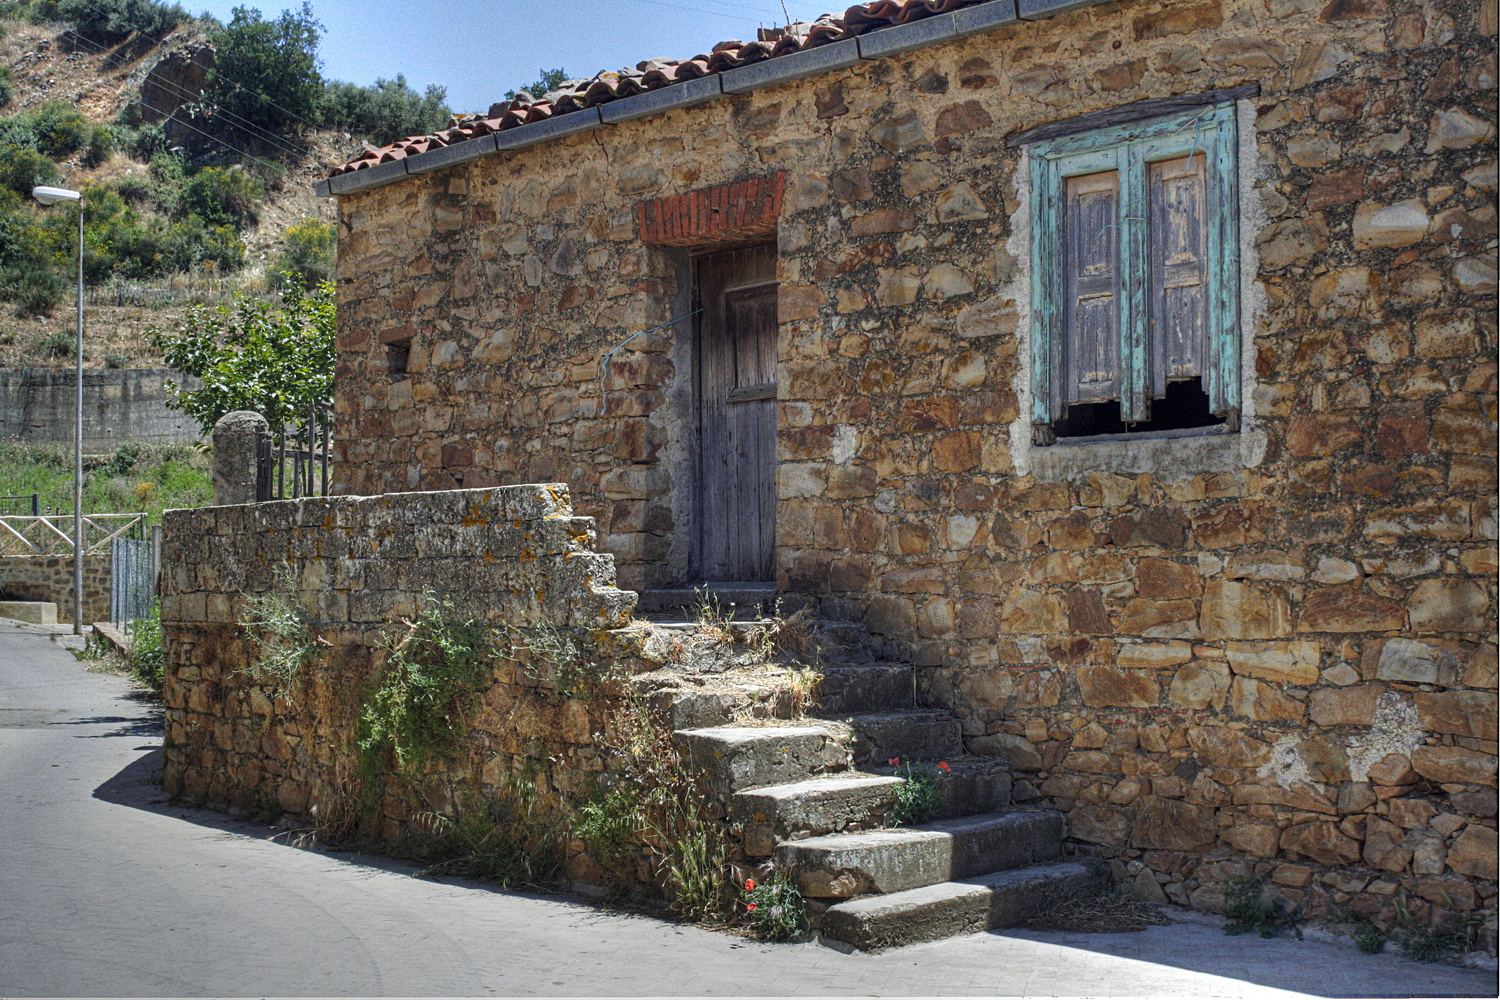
[32,185,84,636]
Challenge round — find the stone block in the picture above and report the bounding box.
[1077,666,1159,708]
[1412,745,1497,786]
[1225,640,1321,684]
[1200,582,1292,640]
[1446,825,1498,880]
[1167,660,1231,710]
[1131,796,1217,850]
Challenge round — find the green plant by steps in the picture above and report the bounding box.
[689,591,734,642]
[741,873,806,941]
[127,599,164,692]
[743,602,820,665]
[892,760,943,826]
[238,568,318,686]
[581,698,730,921]
[1351,915,1387,954]
[359,593,493,773]
[1224,877,1301,939]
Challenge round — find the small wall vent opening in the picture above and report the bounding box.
[386,338,411,378]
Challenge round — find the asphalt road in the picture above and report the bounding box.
[1,617,1495,998]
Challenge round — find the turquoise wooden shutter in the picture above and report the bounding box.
[1146,153,1210,404]
[1062,170,1123,410]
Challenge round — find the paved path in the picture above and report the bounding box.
[1,618,1495,998]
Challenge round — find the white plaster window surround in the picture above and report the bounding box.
[1006,99,1271,481]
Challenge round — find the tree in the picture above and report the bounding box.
[320,75,449,146]
[151,281,334,433]
[269,216,334,290]
[56,0,186,39]
[505,68,567,101]
[202,3,322,148]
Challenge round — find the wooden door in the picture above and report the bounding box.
[694,244,777,583]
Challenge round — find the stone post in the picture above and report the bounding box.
[212,410,268,505]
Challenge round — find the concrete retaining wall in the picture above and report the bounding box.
[0,369,203,450]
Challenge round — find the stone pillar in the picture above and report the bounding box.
[212,410,268,505]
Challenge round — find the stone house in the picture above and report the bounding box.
[314,0,1497,928]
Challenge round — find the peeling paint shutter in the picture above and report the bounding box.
[1147,154,1210,404]
[1062,170,1122,408]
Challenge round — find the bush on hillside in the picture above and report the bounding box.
[0,145,58,196]
[0,67,14,109]
[82,124,114,167]
[201,3,322,149]
[269,216,332,290]
[57,0,185,38]
[319,75,449,147]
[0,103,91,159]
[175,165,263,230]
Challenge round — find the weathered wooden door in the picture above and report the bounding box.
[694,244,777,583]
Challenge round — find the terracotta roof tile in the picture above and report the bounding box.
[328,0,1007,176]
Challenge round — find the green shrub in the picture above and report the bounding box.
[6,268,66,315]
[268,216,333,290]
[28,102,90,158]
[0,67,14,108]
[238,568,317,686]
[741,873,806,941]
[176,165,263,230]
[505,68,568,101]
[57,0,185,38]
[1224,877,1300,938]
[125,122,169,162]
[112,174,154,204]
[0,145,59,197]
[36,328,73,356]
[82,124,113,167]
[319,75,449,147]
[127,599,164,691]
[359,593,493,773]
[892,760,943,825]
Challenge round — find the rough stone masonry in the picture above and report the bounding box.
[316,0,1495,938]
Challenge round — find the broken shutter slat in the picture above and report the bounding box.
[1062,170,1123,409]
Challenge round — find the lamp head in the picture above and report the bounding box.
[31,185,82,206]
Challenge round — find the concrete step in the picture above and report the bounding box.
[813,663,913,714]
[847,710,964,763]
[674,725,848,795]
[732,774,903,856]
[775,809,1066,898]
[819,861,1098,951]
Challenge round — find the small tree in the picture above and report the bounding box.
[269,216,333,290]
[505,68,567,101]
[151,281,334,433]
[320,75,449,146]
[202,3,322,147]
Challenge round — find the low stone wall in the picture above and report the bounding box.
[159,485,652,847]
[0,553,110,624]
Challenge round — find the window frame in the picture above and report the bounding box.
[1028,101,1241,444]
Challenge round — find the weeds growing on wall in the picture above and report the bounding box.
[409,757,569,890]
[358,593,493,773]
[1350,915,1387,954]
[891,760,943,826]
[238,567,319,687]
[1393,896,1481,963]
[510,621,619,699]
[1223,877,1301,939]
[579,697,730,921]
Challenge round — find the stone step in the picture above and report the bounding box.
[674,725,848,794]
[867,756,1014,820]
[775,809,1066,898]
[813,663,913,714]
[819,861,1098,951]
[847,710,964,763]
[732,774,903,856]
[636,583,776,616]
[812,621,884,664]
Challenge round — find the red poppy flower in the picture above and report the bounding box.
[745,878,756,891]
[888,757,900,767]
[938,761,951,772]
[746,902,757,911]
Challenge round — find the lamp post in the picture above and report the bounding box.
[32,185,84,636]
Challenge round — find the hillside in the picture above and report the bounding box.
[0,11,365,370]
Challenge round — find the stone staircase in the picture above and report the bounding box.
[636,589,1097,951]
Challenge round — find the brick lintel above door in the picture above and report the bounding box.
[637,173,786,248]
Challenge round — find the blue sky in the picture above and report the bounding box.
[192,0,839,113]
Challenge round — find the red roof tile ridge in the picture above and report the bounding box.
[327,0,1002,176]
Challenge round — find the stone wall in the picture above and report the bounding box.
[159,485,649,844]
[0,368,203,450]
[0,553,110,624]
[327,0,1497,928]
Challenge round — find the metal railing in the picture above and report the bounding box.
[256,409,331,502]
[0,512,150,557]
[0,493,40,517]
